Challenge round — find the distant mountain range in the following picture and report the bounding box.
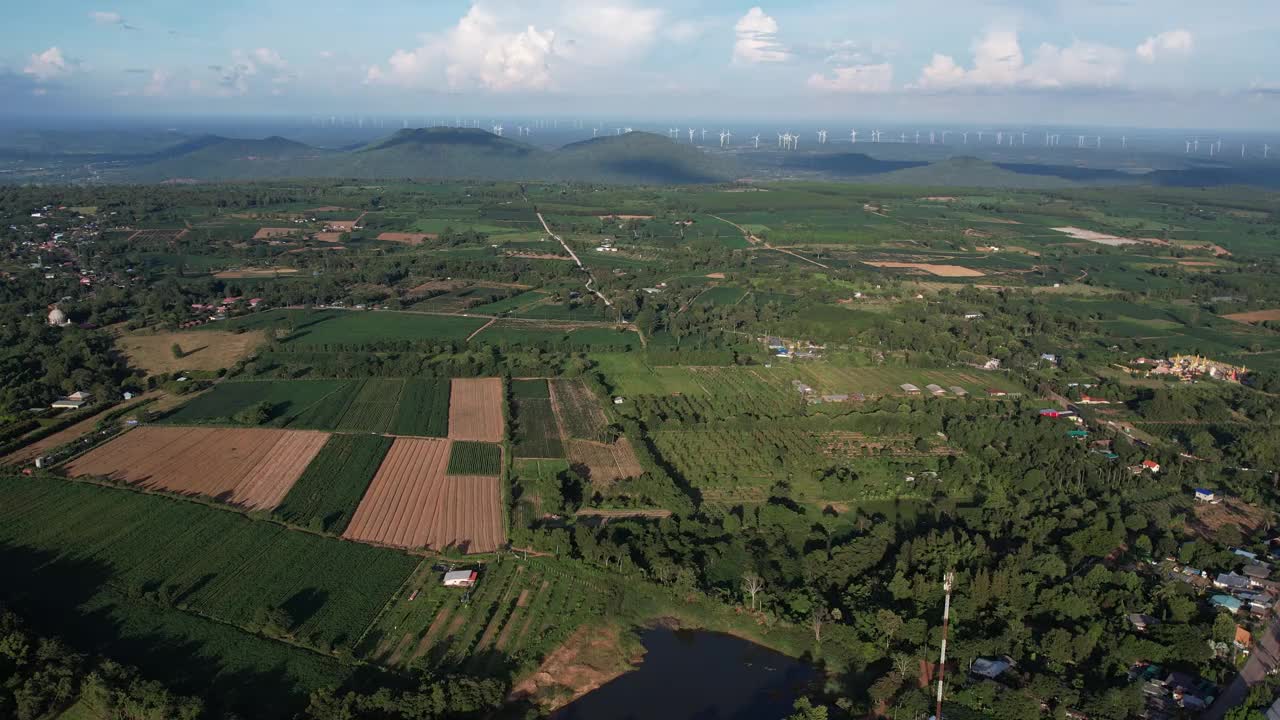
[5,127,1280,189]
[114,129,740,185]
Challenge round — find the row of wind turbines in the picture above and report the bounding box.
[654,126,1276,159]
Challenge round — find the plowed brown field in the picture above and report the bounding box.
[64,426,327,509]
[449,378,505,442]
[343,438,505,553]
[566,438,644,484]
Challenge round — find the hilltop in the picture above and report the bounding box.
[111,129,739,185]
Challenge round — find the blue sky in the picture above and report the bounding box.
[4,0,1280,128]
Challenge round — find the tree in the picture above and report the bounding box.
[741,571,765,611]
[170,343,184,359]
[787,697,828,720]
[234,401,273,426]
[811,607,833,644]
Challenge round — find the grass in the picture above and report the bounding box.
[391,379,450,436]
[447,441,503,475]
[284,311,487,347]
[273,434,393,533]
[118,329,265,376]
[160,380,347,426]
[512,396,564,459]
[511,378,551,399]
[335,379,403,433]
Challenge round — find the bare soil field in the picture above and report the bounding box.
[597,214,653,220]
[118,329,264,375]
[549,379,609,440]
[312,232,344,243]
[921,196,957,202]
[253,227,303,240]
[449,378,505,442]
[567,438,644,484]
[1050,226,1169,246]
[378,232,437,244]
[1190,497,1272,539]
[705,272,726,279]
[64,426,328,509]
[1224,309,1280,324]
[407,279,470,297]
[126,228,188,242]
[510,624,636,712]
[213,267,300,279]
[862,261,985,278]
[342,438,505,553]
[505,251,572,261]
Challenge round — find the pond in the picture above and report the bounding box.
[551,627,817,720]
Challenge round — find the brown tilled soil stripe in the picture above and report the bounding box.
[386,632,415,666]
[383,439,422,547]
[410,606,455,662]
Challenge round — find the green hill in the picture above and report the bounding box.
[866,156,1083,189]
[114,129,737,185]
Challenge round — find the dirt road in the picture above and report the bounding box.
[536,212,613,308]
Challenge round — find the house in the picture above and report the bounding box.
[926,383,946,396]
[1234,547,1260,562]
[1266,697,1280,720]
[986,388,1008,397]
[1194,488,1217,503]
[1141,459,1161,473]
[1077,395,1111,405]
[1214,572,1251,592]
[1211,595,1244,613]
[442,569,478,588]
[1128,613,1160,632]
[963,312,983,320]
[51,391,92,410]
[949,386,968,396]
[1040,353,1059,365]
[1235,626,1253,649]
[971,657,1013,680]
[900,383,921,395]
[1039,409,1061,418]
[1243,564,1271,583]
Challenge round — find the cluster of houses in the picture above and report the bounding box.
[789,379,857,405]
[1130,662,1220,716]
[899,383,970,397]
[1127,355,1249,384]
[764,337,824,360]
[594,238,620,253]
[181,297,265,328]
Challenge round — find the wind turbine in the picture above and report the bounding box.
[689,128,696,143]
[1021,132,1027,145]
[593,128,599,137]
[817,129,828,144]
[668,128,679,139]
[941,131,950,144]
[996,131,1003,145]
[700,128,707,142]
[850,129,858,144]
[915,131,921,144]
[872,129,881,143]
[929,131,936,144]
[899,132,907,143]
[1184,140,1191,153]
[1121,136,1127,150]
[977,131,984,143]
[1096,136,1102,149]
[791,132,799,150]
[961,132,968,144]
[751,134,761,149]
[1266,144,1272,159]
[492,124,503,137]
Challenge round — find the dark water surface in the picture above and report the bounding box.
[551,628,816,720]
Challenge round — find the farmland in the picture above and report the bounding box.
[449,377,506,442]
[344,438,505,553]
[391,378,451,436]
[0,475,418,655]
[549,378,611,441]
[566,439,644,485]
[159,379,347,426]
[273,433,393,533]
[64,426,329,510]
[283,310,488,347]
[511,379,564,458]
[448,440,503,475]
[334,378,403,433]
[362,557,616,676]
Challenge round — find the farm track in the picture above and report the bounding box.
[709,214,831,269]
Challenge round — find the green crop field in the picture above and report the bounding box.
[511,378,551,399]
[511,400,563,460]
[284,310,487,347]
[0,476,418,654]
[391,378,451,436]
[549,378,611,441]
[473,322,640,350]
[335,378,404,433]
[160,379,348,426]
[273,434,393,533]
[360,557,616,675]
[447,441,503,475]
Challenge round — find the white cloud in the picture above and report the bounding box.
[89,11,122,25]
[807,63,893,93]
[251,48,287,71]
[561,5,662,62]
[368,5,556,92]
[143,70,170,96]
[318,50,334,59]
[733,7,789,64]
[665,19,704,43]
[1136,30,1193,63]
[913,30,1125,91]
[23,47,71,82]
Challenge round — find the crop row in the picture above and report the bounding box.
[0,476,418,653]
[391,379,450,436]
[274,434,393,533]
[447,441,502,475]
